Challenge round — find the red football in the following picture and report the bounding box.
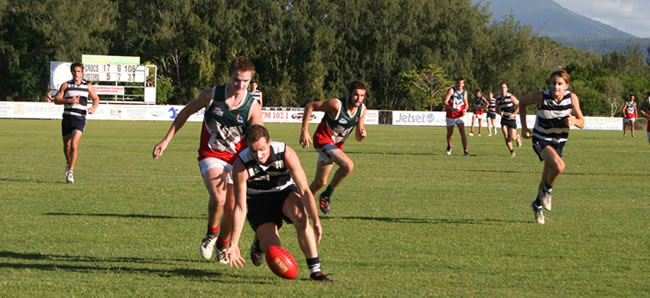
[265,245,298,279]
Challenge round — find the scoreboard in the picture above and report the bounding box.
[83,63,147,83]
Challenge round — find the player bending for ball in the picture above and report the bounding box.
[520,70,584,224]
[300,81,368,216]
[227,125,333,282]
[153,56,262,264]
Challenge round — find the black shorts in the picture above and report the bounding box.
[532,137,565,161]
[61,116,86,136]
[501,117,517,129]
[246,184,298,232]
[486,110,496,119]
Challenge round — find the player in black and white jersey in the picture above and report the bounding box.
[486,91,498,136]
[497,82,522,157]
[227,125,332,282]
[520,70,585,224]
[53,62,100,183]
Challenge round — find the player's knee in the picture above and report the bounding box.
[555,159,565,174]
[341,160,354,174]
[311,179,326,190]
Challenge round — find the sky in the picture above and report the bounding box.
[554,0,650,38]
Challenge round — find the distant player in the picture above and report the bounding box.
[443,77,470,156]
[226,125,333,282]
[639,93,650,144]
[469,89,489,136]
[299,81,367,216]
[250,80,263,106]
[496,82,522,157]
[520,70,585,224]
[53,62,100,183]
[486,91,498,136]
[622,94,637,137]
[152,56,263,264]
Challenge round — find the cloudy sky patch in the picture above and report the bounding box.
[554,0,650,38]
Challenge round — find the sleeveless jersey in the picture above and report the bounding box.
[238,141,293,195]
[446,87,466,119]
[487,97,497,110]
[532,90,573,143]
[251,90,262,104]
[313,97,365,149]
[473,96,485,111]
[624,101,636,119]
[62,80,90,119]
[497,93,516,117]
[198,84,256,163]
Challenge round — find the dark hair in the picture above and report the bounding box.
[70,62,84,73]
[347,80,367,95]
[229,56,255,77]
[456,77,465,83]
[476,88,482,93]
[246,124,269,144]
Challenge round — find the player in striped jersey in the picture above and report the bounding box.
[520,70,584,224]
[300,81,367,216]
[227,125,332,282]
[250,80,263,106]
[486,91,497,136]
[496,82,522,157]
[153,57,263,263]
[622,94,637,137]
[53,62,100,183]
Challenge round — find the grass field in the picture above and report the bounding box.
[1,119,648,296]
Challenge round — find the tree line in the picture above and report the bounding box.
[1,0,649,116]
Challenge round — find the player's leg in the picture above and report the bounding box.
[623,119,627,136]
[477,117,483,135]
[446,123,454,155]
[282,191,332,282]
[534,145,564,216]
[502,124,514,156]
[631,120,635,137]
[199,160,231,262]
[470,116,476,135]
[457,121,469,155]
[309,160,333,195]
[67,130,83,170]
[316,148,353,215]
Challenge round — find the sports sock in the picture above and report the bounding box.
[207,225,219,236]
[216,237,229,250]
[509,149,514,154]
[322,186,334,198]
[307,257,321,274]
[543,183,553,192]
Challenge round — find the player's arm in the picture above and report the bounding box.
[463,91,469,112]
[152,88,212,160]
[519,91,544,138]
[568,92,585,129]
[284,145,322,243]
[258,90,263,106]
[53,82,75,105]
[482,97,489,111]
[510,94,520,118]
[87,84,100,114]
[248,100,264,127]
[355,105,367,142]
[300,98,339,148]
[227,158,250,268]
[443,88,453,111]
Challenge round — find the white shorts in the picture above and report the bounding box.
[316,143,341,164]
[199,157,233,183]
[446,118,464,127]
[623,118,635,125]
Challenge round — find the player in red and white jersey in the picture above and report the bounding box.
[622,94,637,137]
[153,57,262,264]
[299,81,367,216]
[443,77,470,156]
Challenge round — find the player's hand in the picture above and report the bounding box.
[88,106,97,115]
[299,131,312,149]
[567,116,576,127]
[313,222,323,244]
[360,128,367,138]
[226,246,246,268]
[522,128,532,139]
[69,96,80,104]
[152,140,168,160]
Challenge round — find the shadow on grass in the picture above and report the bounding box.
[333,216,528,225]
[0,177,63,184]
[0,251,269,283]
[44,212,201,220]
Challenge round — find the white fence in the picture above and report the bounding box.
[0,101,627,130]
